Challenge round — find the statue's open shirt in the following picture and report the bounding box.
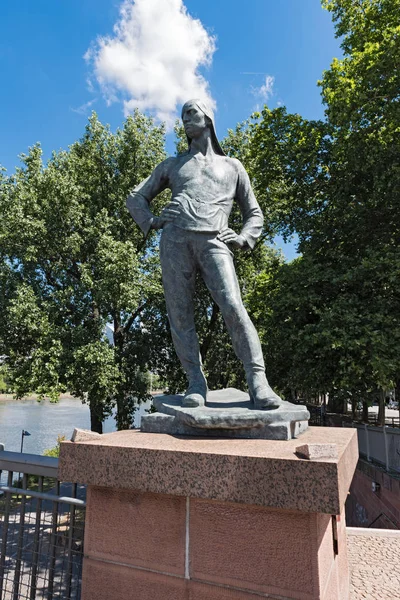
[127,153,263,249]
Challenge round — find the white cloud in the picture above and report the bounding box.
[253,75,275,101]
[85,0,216,128]
[70,99,97,115]
[86,77,95,93]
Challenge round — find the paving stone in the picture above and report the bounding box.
[347,529,400,599]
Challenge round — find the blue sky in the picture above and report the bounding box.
[0,0,341,259]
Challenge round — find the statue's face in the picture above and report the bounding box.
[182,102,208,140]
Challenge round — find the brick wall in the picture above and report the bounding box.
[346,459,400,529]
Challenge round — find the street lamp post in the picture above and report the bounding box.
[20,429,31,453]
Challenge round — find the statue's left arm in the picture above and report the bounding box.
[235,161,264,249]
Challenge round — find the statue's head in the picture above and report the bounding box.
[181,99,225,156]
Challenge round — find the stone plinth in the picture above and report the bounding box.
[59,427,358,600]
[141,387,310,440]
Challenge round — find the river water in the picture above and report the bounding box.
[0,396,152,455]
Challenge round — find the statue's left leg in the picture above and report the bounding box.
[199,236,282,409]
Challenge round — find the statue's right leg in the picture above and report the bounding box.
[160,226,207,407]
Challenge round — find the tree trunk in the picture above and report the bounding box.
[396,379,400,422]
[351,398,357,420]
[114,316,134,432]
[89,300,104,433]
[90,404,103,433]
[377,389,385,426]
[116,394,133,431]
[362,400,368,423]
[327,393,345,414]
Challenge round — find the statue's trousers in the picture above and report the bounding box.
[160,224,265,381]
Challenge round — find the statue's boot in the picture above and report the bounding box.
[183,370,208,408]
[247,371,282,410]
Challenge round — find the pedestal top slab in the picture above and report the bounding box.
[59,427,358,514]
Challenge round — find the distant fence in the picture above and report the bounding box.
[0,450,85,600]
[353,424,400,474]
[293,402,400,473]
[357,414,400,429]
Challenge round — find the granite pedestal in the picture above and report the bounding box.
[59,427,358,600]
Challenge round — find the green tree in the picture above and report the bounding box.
[0,110,283,431]
[246,0,400,418]
[0,111,168,431]
[43,435,66,457]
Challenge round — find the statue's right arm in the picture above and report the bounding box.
[126,159,171,237]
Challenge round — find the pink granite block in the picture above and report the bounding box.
[296,443,338,460]
[336,510,350,600]
[59,428,358,515]
[82,558,290,600]
[337,431,359,511]
[71,428,101,443]
[84,486,186,575]
[190,580,280,599]
[189,498,319,599]
[316,513,336,598]
[316,511,349,600]
[322,561,340,600]
[82,558,187,600]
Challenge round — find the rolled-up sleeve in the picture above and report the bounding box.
[235,161,264,249]
[126,159,170,237]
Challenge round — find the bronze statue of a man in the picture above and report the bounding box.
[127,99,282,410]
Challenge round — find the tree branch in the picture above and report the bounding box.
[123,302,148,335]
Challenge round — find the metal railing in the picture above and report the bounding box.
[353,424,400,474]
[0,450,85,600]
[353,414,400,428]
[292,400,400,429]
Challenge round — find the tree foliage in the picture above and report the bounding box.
[0,111,283,429]
[0,112,168,430]
[2,0,398,426]
[246,0,400,415]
